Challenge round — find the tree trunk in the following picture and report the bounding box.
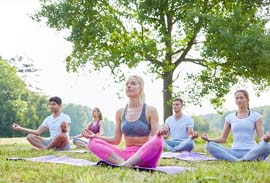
[163,72,173,123]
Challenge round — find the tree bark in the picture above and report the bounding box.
[163,72,173,123]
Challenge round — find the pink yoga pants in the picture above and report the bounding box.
[88,135,163,168]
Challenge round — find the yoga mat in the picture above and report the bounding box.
[7,155,96,166]
[96,160,193,174]
[7,155,191,174]
[65,149,89,153]
[161,151,216,161]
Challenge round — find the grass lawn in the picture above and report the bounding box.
[0,138,270,183]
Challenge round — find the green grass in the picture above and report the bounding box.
[1,138,270,183]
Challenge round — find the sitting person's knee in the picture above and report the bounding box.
[26,134,34,141]
[50,135,68,149]
[55,134,68,142]
[88,138,101,150]
[153,135,163,145]
[72,138,78,144]
[205,141,217,152]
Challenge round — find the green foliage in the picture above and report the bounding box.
[34,0,270,120]
[103,119,116,136]
[21,92,50,137]
[192,115,209,132]
[254,105,270,131]
[63,104,90,136]
[0,59,27,137]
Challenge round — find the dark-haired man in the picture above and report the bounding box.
[12,96,71,150]
[163,98,198,152]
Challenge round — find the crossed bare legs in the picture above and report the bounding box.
[27,134,68,150]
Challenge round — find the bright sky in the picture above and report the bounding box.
[0,0,269,122]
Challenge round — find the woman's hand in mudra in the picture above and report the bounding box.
[201,133,209,142]
[82,129,95,139]
[157,125,169,136]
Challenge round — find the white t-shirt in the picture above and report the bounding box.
[225,111,262,150]
[41,112,71,139]
[165,114,194,140]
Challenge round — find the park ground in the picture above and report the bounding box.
[0,138,270,183]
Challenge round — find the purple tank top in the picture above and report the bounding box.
[88,120,100,134]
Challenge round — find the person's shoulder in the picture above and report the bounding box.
[61,112,70,117]
[183,114,194,123]
[145,104,157,113]
[165,115,174,124]
[250,110,261,116]
[116,108,125,118]
[182,114,192,119]
[116,108,124,114]
[250,110,262,120]
[44,114,53,120]
[165,115,174,121]
[61,112,71,119]
[225,112,235,121]
[60,112,71,122]
[42,114,53,125]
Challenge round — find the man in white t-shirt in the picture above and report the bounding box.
[12,96,71,150]
[163,98,198,152]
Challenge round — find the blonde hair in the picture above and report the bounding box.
[128,75,145,103]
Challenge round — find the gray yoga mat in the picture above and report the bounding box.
[7,155,193,174]
[161,151,217,161]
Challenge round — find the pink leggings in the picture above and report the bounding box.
[88,135,163,168]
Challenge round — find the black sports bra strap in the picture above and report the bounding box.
[235,110,251,117]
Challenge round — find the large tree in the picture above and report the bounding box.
[34,0,270,121]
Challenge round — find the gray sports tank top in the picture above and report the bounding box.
[121,104,151,137]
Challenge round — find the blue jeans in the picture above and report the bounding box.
[72,138,88,145]
[164,138,195,152]
[206,141,270,161]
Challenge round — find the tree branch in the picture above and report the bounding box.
[171,48,185,56]
[174,34,197,67]
[183,58,207,67]
[172,70,181,82]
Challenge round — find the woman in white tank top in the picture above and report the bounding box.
[201,89,270,161]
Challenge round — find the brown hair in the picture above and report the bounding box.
[234,89,249,110]
[93,107,103,120]
[173,98,184,104]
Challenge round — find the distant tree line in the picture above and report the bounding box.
[0,58,115,137]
